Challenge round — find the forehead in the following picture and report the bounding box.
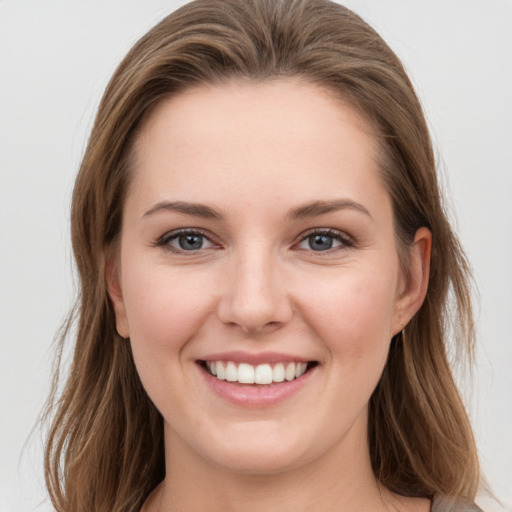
[134,78,377,159]
[128,79,388,218]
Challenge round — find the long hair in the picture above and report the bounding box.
[43,1,479,510]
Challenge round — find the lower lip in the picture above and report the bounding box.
[199,364,316,408]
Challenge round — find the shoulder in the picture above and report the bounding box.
[431,495,484,512]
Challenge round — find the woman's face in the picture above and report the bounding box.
[109,79,429,476]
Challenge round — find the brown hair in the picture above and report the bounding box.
[43,1,479,510]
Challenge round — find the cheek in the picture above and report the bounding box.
[120,262,221,416]
[297,264,398,365]
[121,262,215,361]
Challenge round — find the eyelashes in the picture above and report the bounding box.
[154,228,355,254]
[295,228,354,252]
[154,228,219,253]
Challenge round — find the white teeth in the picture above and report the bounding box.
[238,363,255,384]
[206,360,309,384]
[285,362,296,381]
[226,361,238,382]
[254,364,273,384]
[272,363,285,383]
[295,362,307,378]
[207,361,217,375]
[216,362,226,380]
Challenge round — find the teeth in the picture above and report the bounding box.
[216,362,226,380]
[207,361,217,376]
[285,362,296,381]
[272,363,285,383]
[254,364,273,384]
[207,361,309,384]
[295,362,307,378]
[238,363,255,384]
[226,361,238,382]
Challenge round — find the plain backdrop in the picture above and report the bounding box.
[1,1,511,511]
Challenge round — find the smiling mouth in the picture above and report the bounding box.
[199,360,318,385]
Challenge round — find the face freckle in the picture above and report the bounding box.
[109,78,414,477]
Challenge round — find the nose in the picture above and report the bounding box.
[217,248,293,335]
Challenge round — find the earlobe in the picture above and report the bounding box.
[105,249,130,339]
[394,227,432,333]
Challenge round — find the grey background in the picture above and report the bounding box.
[1,1,511,510]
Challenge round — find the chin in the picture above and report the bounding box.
[209,445,308,476]
[194,423,323,476]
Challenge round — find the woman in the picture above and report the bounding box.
[43,0,484,510]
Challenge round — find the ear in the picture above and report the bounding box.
[393,227,431,335]
[105,247,130,338]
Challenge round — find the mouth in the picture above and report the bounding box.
[198,360,319,386]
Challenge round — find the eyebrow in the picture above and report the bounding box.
[143,201,224,220]
[287,199,372,220]
[142,198,372,221]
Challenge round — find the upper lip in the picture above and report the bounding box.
[199,351,315,365]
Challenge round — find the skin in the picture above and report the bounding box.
[108,79,431,512]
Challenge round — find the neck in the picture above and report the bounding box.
[156,417,397,512]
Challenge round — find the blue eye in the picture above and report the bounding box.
[307,234,334,251]
[157,230,215,252]
[297,230,351,252]
[176,233,205,250]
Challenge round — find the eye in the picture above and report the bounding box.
[296,229,352,252]
[156,229,217,252]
